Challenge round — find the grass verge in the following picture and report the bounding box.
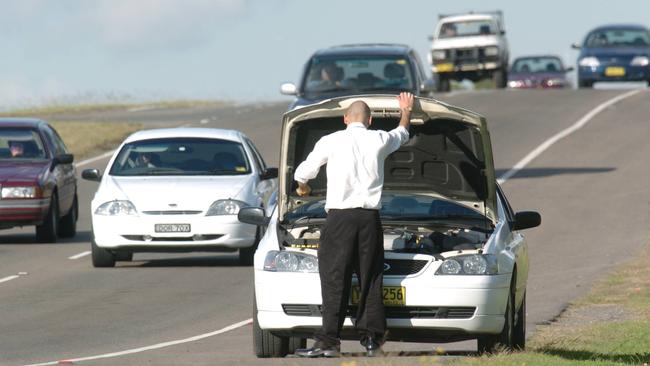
[1,100,228,117]
[50,121,143,160]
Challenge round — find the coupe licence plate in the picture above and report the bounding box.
[351,286,406,306]
[154,224,191,233]
[605,66,625,77]
[436,63,454,72]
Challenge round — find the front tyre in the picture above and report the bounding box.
[239,227,260,266]
[91,239,116,268]
[253,295,305,357]
[478,275,516,354]
[492,68,507,89]
[513,292,526,350]
[434,73,451,92]
[59,194,78,238]
[36,195,59,243]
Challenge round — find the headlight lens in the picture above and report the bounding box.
[631,56,649,66]
[1,186,38,199]
[436,254,498,275]
[579,57,600,67]
[206,199,248,216]
[432,50,447,60]
[484,46,499,56]
[95,200,138,216]
[508,80,525,88]
[544,78,566,87]
[263,250,319,273]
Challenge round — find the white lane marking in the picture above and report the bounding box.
[0,275,20,284]
[75,150,116,168]
[199,118,209,124]
[68,251,91,260]
[497,89,642,184]
[23,318,253,366]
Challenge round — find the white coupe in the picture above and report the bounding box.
[238,95,541,357]
[82,128,276,267]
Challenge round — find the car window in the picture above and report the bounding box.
[43,125,69,155]
[585,29,650,48]
[303,56,415,95]
[496,184,515,223]
[409,50,427,82]
[438,20,497,38]
[109,137,251,176]
[244,138,267,172]
[0,128,47,159]
[512,57,563,73]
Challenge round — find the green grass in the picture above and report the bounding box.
[50,121,143,160]
[0,100,229,117]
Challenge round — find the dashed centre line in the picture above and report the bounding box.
[0,275,20,284]
[68,251,91,260]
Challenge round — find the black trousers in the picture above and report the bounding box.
[315,208,385,346]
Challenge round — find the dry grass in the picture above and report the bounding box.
[50,121,143,160]
[1,100,229,117]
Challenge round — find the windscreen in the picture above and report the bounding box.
[438,20,496,38]
[303,56,415,95]
[512,57,563,73]
[0,128,46,159]
[585,29,650,48]
[109,137,251,176]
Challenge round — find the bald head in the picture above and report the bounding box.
[344,101,371,126]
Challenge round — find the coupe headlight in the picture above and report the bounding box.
[432,50,447,60]
[579,57,600,67]
[630,56,649,66]
[95,200,138,216]
[436,254,498,275]
[1,186,39,199]
[206,199,248,216]
[263,250,319,273]
[484,46,499,56]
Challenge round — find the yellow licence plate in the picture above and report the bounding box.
[351,286,406,306]
[436,63,454,73]
[605,66,626,77]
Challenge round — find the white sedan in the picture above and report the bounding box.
[82,128,276,267]
[238,95,541,357]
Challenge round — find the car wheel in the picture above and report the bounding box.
[239,227,260,266]
[513,292,526,350]
[253,294,304,357]
[36,194,59,243]
[115,252,133,262]
[478,274,516,354]
[492,68,507,89]
[434,74,451,92]
[59,194,78,238]
[91,238,116,268]
[578,79,593,88]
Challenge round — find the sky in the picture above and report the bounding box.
[0,0,649,107]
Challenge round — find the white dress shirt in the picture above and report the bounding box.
[294,122,409,211]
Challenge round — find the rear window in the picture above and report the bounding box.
[585,29,650,48]
[0,128,46,159]
[109,137,251,176]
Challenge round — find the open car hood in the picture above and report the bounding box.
[278,95,497,224]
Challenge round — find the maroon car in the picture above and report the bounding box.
[0,119,77,242]
[508,55,573,89]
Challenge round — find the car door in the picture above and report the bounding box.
[243,138,274,209]
[42,125,76,215]
[498,184,528,304]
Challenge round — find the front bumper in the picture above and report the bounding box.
[579,64,649,82]
[255,268,511,339]
[0,198,50,228]
[433,61,501,74]
[92,213,257,250]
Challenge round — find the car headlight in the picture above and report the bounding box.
[544,78,566,87]
[436,254,498,275]
[579,57,600,67]
[95,200,138,216]
[1,186,39,199]
[263,250,319,273]
[206,199,248,216]
[432,50,447,60]
[484,46,499,57]
[630,56,649,66]
[508,80,525,88]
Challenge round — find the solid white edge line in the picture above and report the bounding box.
[68,251,91,260]
[0,275,20,284]
[75,150,116,168]
[497,89,642,184]
[23,318,253,366]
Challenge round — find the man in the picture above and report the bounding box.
[294,92,414,357]
[9,141,24,157]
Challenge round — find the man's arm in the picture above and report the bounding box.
[383,92,414,153]
[294,137,329,197]
[398,92,414,129]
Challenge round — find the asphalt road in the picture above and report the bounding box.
[1,89,648,366]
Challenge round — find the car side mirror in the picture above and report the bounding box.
[81,168,102,182]
[513,211,541,231]
[500,30,506,35]
[260,167,278,180]
[54,153,74,165]
[280,83,297,95]
[564,66,575,73]
[238,207,270,226]
[571,42,582,50]
[420,79,436,94]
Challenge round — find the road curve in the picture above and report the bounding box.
[1,89,648,366]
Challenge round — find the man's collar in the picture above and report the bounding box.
[346,122,367,129]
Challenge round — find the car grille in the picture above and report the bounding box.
[282,304,476,319]
[454,48,478,64]
[384,259,429,276]
[142,210,202,215]
[121,234,223,241]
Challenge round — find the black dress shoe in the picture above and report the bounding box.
[361,337,385,357]
[295,342,340,358]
